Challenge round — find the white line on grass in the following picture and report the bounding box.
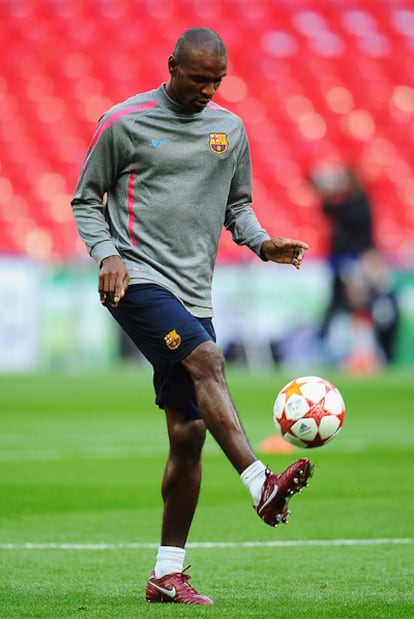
[0,538,412,550]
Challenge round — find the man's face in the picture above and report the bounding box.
[167,49,227,113]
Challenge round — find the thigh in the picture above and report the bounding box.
[154,319,216,419]
[108,284,216,420]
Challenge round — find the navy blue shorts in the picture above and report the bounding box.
[108,284,215,419]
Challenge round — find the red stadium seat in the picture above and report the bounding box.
[0,0,413,261]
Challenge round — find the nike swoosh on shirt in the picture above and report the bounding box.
[151,139,169,147]
[148,581,177,599]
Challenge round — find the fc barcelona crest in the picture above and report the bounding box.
[209,133,228,154]
[164,329,181,350]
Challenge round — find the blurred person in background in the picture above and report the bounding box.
[310,163,398,367]
[343,249,399,365]
[71,27,312,605]
[309,164,374,341]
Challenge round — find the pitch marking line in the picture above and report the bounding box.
[0,539,412,550]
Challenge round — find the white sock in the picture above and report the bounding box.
[240,460,268,505]
[154,545,186,578]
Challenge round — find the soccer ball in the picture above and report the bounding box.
[273,376,345,448]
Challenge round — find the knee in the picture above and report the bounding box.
[183,340,225,383]
[168,417,206,461]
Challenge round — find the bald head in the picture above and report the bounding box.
[173,27,227,64]
[166,27,227,114]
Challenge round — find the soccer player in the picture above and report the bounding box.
[71,27,312,605]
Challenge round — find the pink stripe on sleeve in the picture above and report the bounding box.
[83,100,158,171]
[127,166,137,246]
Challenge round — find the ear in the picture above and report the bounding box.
[168,55,178,75]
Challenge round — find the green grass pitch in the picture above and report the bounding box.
[1,366,413,618]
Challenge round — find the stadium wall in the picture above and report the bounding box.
[1,258,413,373]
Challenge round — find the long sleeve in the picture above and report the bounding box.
[71,113,130,264]
[224,129,269,255]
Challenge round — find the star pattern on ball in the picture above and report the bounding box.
[274,376,345,448]
[304,399,326,424]
[282,379,307,399]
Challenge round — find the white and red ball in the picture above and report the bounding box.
[273,376,345,448]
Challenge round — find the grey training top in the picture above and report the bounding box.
[71,84,270,317]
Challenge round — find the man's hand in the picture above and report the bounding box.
[99,255,130,307]
[261,237,309,270]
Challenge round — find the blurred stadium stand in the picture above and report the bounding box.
[1,0,414,264]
